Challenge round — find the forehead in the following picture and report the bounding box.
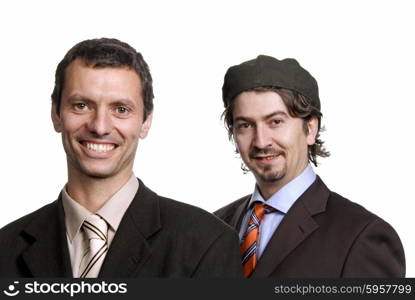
[232,90,289,118]
[62,59,142,101]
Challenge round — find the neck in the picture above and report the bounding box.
[257,181,286,200]
[257,164,308,200]
[66,168,133,213]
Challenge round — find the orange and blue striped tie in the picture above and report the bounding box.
[240,202,275,277]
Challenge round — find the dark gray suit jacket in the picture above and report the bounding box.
[215,176,405,278]
[0,179,242,277]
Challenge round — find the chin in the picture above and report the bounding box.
[87,172,115,179]
[84,171,115,179]
[78,165,118,179]
[259,173,285,183]
[256,166,287,184]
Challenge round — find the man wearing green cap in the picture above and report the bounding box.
[215,55,405,278]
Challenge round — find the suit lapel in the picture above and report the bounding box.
[229,196,250,231]
[251,176,330,277]
[21,197,72,277]
[251,201,318,277]
[99,179,161,277]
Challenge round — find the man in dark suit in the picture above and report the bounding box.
[215,55,405,278]
[0,38,242,278]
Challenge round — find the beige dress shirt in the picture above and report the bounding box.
[61,174,139,277]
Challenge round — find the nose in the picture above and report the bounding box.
[87,108,113,136]
[253,124,272,149]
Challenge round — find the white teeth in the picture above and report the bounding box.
[262,155,277,160]
[84,142,115,152]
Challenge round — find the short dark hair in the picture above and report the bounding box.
[51,38,154,120]
[222,87,330,166]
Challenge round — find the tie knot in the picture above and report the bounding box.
[253,202,276,217]
[83,214,108,241]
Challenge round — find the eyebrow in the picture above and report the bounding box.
[111,99,137,108]
[66,94,88,102]
[234,111,289,123]
[66,94,136,107]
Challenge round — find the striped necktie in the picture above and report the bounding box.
[240,202,275,277]
[79,214,108,278]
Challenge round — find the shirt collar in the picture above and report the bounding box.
[62,174,139,242]
[62,190,90,242]
[248,164,316,214]
[97,174,138,232]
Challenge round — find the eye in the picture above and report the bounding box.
[237,122,251,129]
[271,119,282,126]
[74,103,88,110]
[116,106,128,114]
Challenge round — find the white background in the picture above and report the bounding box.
[0,0,414,276]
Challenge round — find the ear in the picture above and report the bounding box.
[51,104,63,133]
[139,111,153,139]
[306,117,319,146]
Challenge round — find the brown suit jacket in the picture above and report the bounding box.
[0,179,242,278]
[215,176,405,277]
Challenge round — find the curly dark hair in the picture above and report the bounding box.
[222,87,330,166]
[51,38,154,120]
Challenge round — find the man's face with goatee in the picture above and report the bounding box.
[232,90,316,189]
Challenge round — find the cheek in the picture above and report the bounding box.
[288,134,309,158]
[61,117,85,135]
[272,131,291,149]
[234,135,248,152]
[274,130,304,156]
[115,120,141,139]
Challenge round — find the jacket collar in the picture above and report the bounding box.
[99,178,162,277]
[251,176,329,277]
[230,176,329,278]
[21,195,72,277]
[21,179,162,277]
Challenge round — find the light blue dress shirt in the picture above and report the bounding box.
[239,164,317,259]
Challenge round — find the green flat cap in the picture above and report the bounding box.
[222,55,320,110]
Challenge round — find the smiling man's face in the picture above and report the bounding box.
[232,90,316,191]
[52,59,152,180]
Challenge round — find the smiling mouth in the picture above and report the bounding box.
[81,141,116,153]
[255,155,279,160]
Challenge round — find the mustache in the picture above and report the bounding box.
[249,147,285,158]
